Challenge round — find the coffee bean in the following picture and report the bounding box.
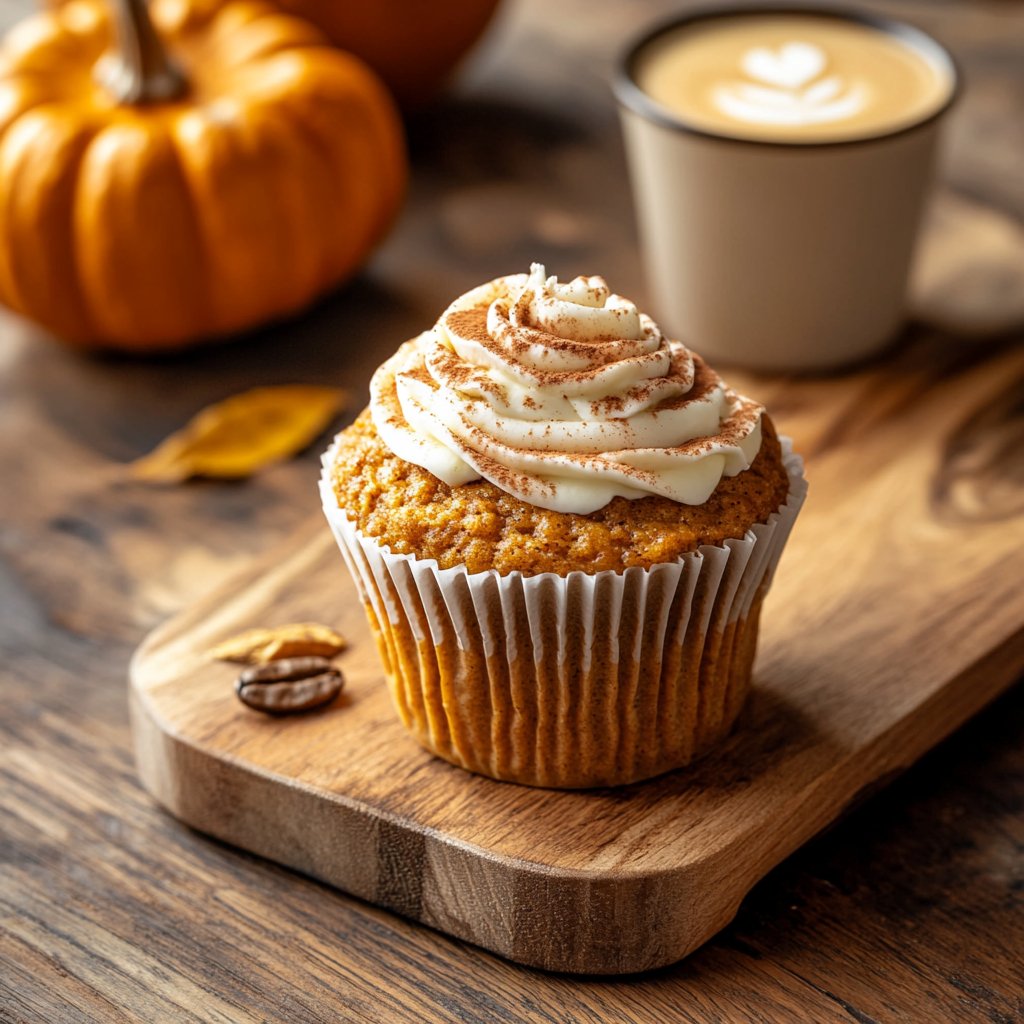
[235,656,344,715]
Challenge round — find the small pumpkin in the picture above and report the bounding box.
[0,0,406,351]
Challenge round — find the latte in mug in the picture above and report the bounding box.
[614,8,959,370]
[636,12,955,144]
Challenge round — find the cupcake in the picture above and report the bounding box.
[321,265,805,788]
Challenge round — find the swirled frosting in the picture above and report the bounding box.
[369,265,763,515]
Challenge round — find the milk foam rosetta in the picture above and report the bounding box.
[370,265,763,515]
[715,41,867,128]
[637,14,954,143]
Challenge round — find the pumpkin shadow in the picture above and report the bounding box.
[405,94,586,179]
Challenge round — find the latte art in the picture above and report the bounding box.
[636,13,954,143]
[370,266,763,514]
[714,41,867,127]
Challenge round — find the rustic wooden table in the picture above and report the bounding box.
[2,0,1022,1021]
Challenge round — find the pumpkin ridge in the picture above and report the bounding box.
[169,104,282,337]
[0,110,97,339]
[284,51,406,261]
[153,119,217,342]
[237,99,330,314]
[265,81,369,283]
[74,120,210,348]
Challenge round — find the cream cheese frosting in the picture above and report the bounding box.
[369,265,764,515]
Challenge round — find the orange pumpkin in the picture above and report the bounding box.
[268,0,503,109]
[0,0,406,351]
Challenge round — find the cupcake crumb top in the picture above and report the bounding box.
[330,410,791,576]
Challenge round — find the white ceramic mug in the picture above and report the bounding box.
[614,7,959,372]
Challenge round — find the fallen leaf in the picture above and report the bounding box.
[130,385,347,482]
[210,623,348,665]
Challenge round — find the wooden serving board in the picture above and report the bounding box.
[130,335,1024,976]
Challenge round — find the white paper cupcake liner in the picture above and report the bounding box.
[319,437,806,788]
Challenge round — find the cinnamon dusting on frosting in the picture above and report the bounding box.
[369,265,765,514]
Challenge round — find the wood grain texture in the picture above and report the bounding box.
[128,332,1024,974]
[2,0,1023,1018]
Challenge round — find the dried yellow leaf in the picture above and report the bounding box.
[209,623,348,665]
[130,385,347,482]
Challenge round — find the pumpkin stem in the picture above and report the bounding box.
[101,0,187,104]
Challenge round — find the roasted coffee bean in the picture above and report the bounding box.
[234,656,343,715]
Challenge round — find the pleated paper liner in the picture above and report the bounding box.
[320,439,806,788]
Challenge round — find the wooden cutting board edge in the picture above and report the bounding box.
[128,592,1024,975]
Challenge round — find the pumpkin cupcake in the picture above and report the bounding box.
[320,265,805,787]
